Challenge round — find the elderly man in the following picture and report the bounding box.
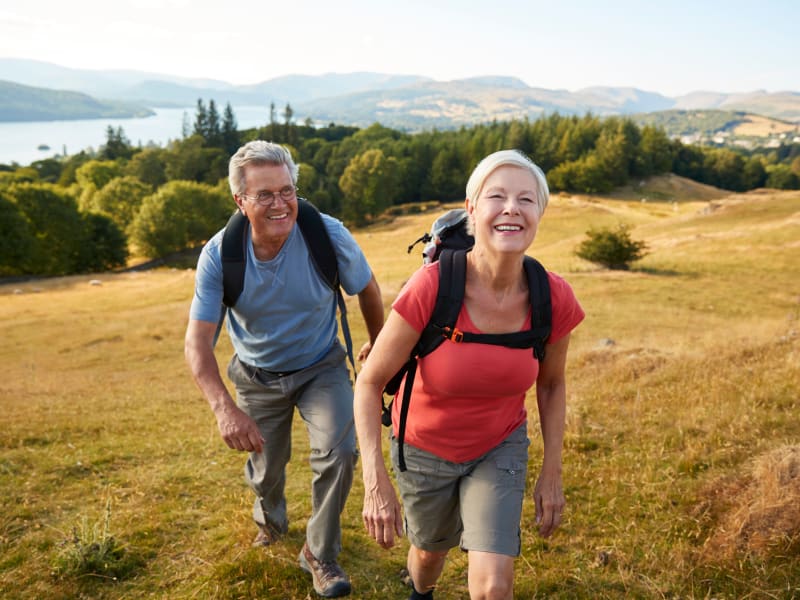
[185,141,383,598]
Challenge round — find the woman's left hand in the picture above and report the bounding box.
[533,469,565,538]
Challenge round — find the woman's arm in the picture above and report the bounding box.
[533,332,571,537]
[354,309,420,548]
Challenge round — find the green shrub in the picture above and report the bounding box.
[575,223,648,270]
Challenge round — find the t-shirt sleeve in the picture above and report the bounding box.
[189,235,225,324]
[547,272,585,343]
[391,262,439,333]
[323,214,373,295]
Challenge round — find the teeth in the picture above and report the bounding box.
[268,213,288,220]
[495,225,521,231]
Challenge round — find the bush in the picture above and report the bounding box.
[575,223,648,270]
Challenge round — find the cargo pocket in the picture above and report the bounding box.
[494,456,526,490]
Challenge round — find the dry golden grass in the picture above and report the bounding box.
[731,114,799,137]
[1,177,799,598]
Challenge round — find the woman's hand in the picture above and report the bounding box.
[362,469,404,549]
[533,469,565,538]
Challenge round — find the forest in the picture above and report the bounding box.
[1,99,799,277]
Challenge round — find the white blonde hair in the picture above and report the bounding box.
[465,149,549,218]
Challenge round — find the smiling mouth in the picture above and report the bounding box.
[268,212,289,220]
[495,225,522,231]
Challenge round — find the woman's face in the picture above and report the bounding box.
[467,165,541,256]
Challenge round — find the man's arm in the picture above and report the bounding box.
[356,274,384,361]
[184,318,264,453]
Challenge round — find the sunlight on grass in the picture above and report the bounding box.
[1,185,799,598]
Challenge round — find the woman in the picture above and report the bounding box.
[354,150,584,600]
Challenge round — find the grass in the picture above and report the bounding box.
[1,179,799,599]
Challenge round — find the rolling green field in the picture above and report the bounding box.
[2,180,799,599]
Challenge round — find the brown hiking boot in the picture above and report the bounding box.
[251,523,282,548]
[298,542,351,598]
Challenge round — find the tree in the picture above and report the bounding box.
[100,126,133,160]
[206,99,222,147]
[193,99,208,139]
[86,176,153,232]
[163,136,228,184]
[575,224,648,270]
[128,180,231,257]
[765,164,799,189]
[338,149,400,226]
[0,191,34,275]
[283,103,295,145]
[221,103,240,154]
[76,213,128,272]
[125,148,167,188]
[9,183,120,275]
[75,160,122,190]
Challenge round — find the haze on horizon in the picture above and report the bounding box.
[0,0,798,97]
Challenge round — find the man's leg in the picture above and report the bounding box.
[295,356,358,562]
[227,356,294,535]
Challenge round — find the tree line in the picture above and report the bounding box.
[1,102,798,277]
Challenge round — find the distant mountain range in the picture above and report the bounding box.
[1,57,798,131]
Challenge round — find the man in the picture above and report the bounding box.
[185,141,384,598]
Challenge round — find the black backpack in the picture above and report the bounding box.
[385,210,552,472]
[218,198,355,370]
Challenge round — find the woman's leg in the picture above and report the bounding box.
[467,551,515,600]
[407,545,448,595]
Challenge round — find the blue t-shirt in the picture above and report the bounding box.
[190,213,372,371]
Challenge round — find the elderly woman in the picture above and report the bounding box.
[354,150,585,600]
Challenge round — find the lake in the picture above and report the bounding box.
[0,106,273,167]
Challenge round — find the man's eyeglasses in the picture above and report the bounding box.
[239,185,297,207]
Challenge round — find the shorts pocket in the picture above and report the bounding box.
[494,456,526,489]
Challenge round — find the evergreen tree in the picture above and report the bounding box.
[193,99,208,139]
[221,103,240,154]
[206,99,222,147]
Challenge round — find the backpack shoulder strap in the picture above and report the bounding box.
[523,256,552,361]
[416,248,467,357]
[295,198,355,372]
[296,198,339,290]
[221,209,248,308]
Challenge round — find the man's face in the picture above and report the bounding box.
[235,163,298,244]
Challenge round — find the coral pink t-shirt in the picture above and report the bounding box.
[391,261,584,463]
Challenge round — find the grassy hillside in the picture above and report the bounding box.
[1,183,799,599]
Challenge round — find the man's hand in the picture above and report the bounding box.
[357,341,373,362]
[216,404,264,453]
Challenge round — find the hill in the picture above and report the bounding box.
[1,59,799,135]
[1,186,798,598]
[0,79,154,121]
[633,109,800,148]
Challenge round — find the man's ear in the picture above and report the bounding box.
[234,195,246,214]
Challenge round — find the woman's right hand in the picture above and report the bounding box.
[362,469,404,549]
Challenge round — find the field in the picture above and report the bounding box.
[1,178,799,599]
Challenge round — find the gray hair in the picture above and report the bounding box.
[465,149,550,218]
[228,140,299,196]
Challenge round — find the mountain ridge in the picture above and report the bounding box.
[0,58,798,128]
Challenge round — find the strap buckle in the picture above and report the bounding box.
[443,326,464,343]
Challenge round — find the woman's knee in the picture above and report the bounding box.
[469,577,513,600]
[412,547,448,570]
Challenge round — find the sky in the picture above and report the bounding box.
[0,0,797,97]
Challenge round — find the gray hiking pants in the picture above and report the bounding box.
[226,342,358,561]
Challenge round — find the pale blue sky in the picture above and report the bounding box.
[0,0,797,96]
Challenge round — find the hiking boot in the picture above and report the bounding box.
[298,542,351,598]
[251,523,282,548]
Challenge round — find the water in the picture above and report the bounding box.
[0,106,273,166]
